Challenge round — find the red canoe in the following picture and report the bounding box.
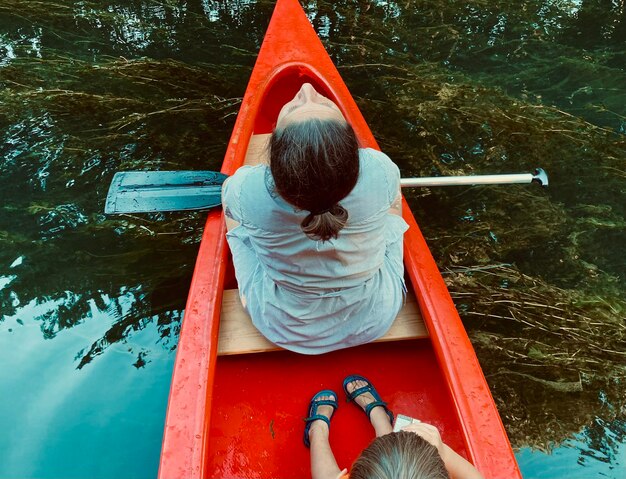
[158,0,521,477]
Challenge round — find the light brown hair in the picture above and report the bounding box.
[350,431,450,479]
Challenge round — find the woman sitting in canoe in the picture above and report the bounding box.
[222,83,408,354]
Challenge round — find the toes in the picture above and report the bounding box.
[346,380,375,408]
[319,393,336,403]
[347,379,366,394]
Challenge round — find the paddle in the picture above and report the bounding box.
[104,168,548,214]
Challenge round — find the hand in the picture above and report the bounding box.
[402,421,484,479]
[401,421,445,457]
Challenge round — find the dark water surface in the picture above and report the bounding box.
[1,1,624,478]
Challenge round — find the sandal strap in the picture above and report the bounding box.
[304,414,331,426]
[365,402,394,424]
[364,400,388,418]
[347,384,374,402]
[310,399,338,410]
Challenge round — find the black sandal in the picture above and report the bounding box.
[343,374,394,424]
[303,389,338,448]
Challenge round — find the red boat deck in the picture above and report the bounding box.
[207,340,467,478]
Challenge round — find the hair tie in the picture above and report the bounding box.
[312,206,333,216]
[311,208,332,216]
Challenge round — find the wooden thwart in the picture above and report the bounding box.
[218,288,428,356]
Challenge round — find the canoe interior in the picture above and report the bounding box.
[208,329,468,478]
[207,64,469,478]
[159,1,519,477]
[253,66,339,135]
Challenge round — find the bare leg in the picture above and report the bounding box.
[345,379,393,437]
[308,394,342,479]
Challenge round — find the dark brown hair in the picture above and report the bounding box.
[269,118,359,241]
[350,431,450,479]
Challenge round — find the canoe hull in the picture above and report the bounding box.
[159,0,521,477]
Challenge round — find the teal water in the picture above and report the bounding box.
[518,420,626,478]
[1,1,624,478]
[0,294,175,478]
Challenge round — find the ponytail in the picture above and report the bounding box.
[301,203,348,241]
[270,118,359,242]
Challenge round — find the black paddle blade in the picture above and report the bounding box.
[104,170,228,214]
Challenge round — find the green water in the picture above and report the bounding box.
[0,1,624,477]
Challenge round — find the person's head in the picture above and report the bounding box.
[269,83,359,242]
[349,431,450,479]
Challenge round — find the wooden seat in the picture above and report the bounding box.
[218,288,428,355]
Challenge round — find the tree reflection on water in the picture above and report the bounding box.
[0,0,624,476]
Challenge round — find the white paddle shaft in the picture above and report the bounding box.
[401,172,540,188]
